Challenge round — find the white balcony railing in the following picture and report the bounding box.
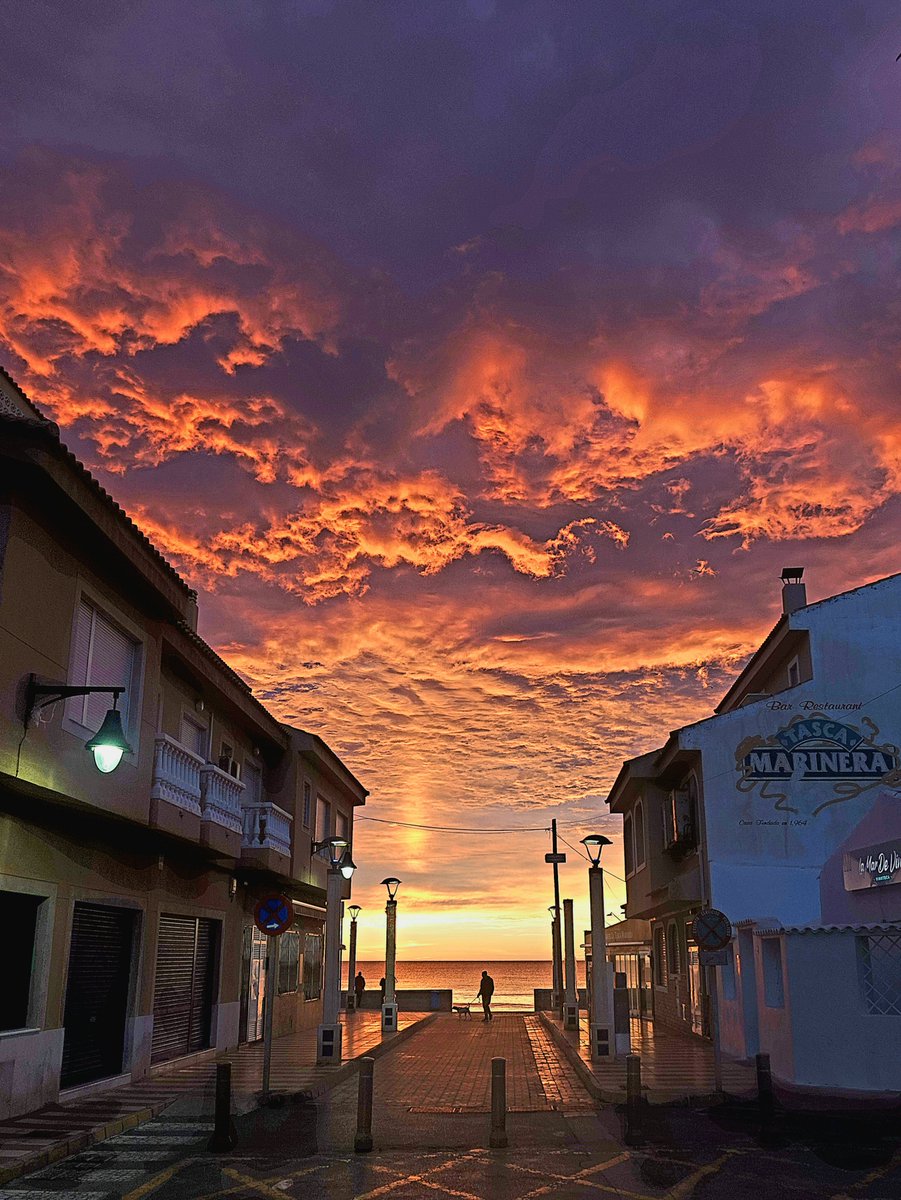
[200,764,244,834]
[151,734,202,816]
[242,802,293,857]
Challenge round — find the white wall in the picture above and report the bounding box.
[786,931,901,1093]
[679,574,901,927]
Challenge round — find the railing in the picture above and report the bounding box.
[151,734,202,816]
[242,801,293,857]
[200,764,245,834]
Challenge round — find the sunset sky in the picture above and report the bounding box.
[3,2,901,958]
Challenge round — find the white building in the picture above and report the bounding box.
[608,568,901,1095]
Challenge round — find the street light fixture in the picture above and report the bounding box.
[23,675,133,773]
[380,877,401,1032]
[313,834,352,1064]
[580,833,623,1060]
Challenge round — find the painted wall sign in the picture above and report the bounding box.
[735,711,900,817]
[843,838,901,891]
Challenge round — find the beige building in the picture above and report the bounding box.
[0,368,366,1118]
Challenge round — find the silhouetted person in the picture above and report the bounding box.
[354,971,365,1008]
[478,970,495,1021]
[379,977,386,1004]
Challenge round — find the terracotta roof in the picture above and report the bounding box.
[753,922,901,936]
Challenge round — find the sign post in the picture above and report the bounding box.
[254,894,293,1097]
[692,909,732,1096]
[548,820,565,1018]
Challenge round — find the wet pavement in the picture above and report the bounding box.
[1,1015,898,1199]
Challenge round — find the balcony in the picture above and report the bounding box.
[149,734,203,840]
[241,801,293,873]
[199,763,244,856]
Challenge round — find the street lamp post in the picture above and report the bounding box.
[315,836,356,1065]
[549,906,562,1010]
[381,877,400,1032]
[581,834,620,1060]
[346,905,361,1009]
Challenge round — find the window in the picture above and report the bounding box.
[315,796,331,844]
[787,657,800,688]
[722,944,737,1002]
[67,600,138,736]
[335,810,349,842]
[243,760,262,805]
[302,781,312,829]
[858,933,901,1016]
[762,938,784,1008]
[302,933,322,1000]
[653,926,667,987]
[0,891,42,1031]
[633,802,646,869]
[179,714,207,758]
[219,742,240,778]
[623,814,634,876]
[667,921,680,976]
[278,930,300,994]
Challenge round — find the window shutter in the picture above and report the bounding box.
[86,611,135,730]
[243,762,261,805]
[66,602,94,724]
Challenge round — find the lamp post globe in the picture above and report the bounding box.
[85,705,132,773]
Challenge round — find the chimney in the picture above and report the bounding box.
[781,566,806,615]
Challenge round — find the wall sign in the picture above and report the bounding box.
[735,711,900,817]
[843,838,901,891]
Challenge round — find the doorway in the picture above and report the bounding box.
[240,925,267,1042]
[60,903,135,1089]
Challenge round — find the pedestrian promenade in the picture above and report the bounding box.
[0,1009,429,1186]
[541,1013,757,1102]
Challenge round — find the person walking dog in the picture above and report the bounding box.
[477,970,495,1021]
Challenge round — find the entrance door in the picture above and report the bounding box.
[241,926,267,1042]
[151,914,217,1064]
[637,951,653,1018]
[61,903,135,1089]
[686,942,704,1035]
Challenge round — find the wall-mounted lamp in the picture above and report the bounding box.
[229,877,238,898]
[24,674,132,774]
[312,835,349,869]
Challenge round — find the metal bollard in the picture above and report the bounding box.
[624,1053,642,1145]
[208,1061,238,1152]
[354,1057,374,1153]
[489,1057,508,1149]
[756,1053,774,1134]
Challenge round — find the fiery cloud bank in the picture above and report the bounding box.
[3,2,901,954]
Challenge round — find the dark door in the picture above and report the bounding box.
[151,914,217,1064]
[60,903,135,1089]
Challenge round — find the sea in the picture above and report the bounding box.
[346,961,553,1011]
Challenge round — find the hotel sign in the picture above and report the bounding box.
[735,711,901,819]
[843,838,901,891]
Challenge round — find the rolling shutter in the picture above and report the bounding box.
[151,914,218,1064]
[61,903,134,1089]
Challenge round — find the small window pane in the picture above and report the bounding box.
[623,814,634,876]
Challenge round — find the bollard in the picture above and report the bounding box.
[208,1061,238,1152]
[489,1056,508,1149]
[624,1053,642,1146]
[354,1057,374,1153]
[756,1052,774,1136]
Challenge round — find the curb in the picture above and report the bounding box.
[0,1099,171,1187]
[289,1012,441,1102]
[537,1011,611,1103]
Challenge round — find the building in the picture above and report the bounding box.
[0,369,366,1118]
[607,568,901,1093]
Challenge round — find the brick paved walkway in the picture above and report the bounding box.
[374,1014,594,1114]
[543,1014,757,1103]
[0,1011,429,1186]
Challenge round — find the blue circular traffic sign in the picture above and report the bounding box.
[254,894,293,936]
